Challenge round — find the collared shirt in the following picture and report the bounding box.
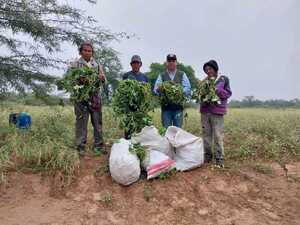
[123,71,149,83]
[154,70,191,97]
[69,57,98,70]
[68,57,106,83]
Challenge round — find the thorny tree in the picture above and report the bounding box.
[0,0,124,96]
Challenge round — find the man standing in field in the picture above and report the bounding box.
[122,55,149,139]
[154,54,191,128]
[68,42,106,156]
[123,55,149,83]
[200,60,232,167]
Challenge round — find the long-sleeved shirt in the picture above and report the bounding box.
[154,70,191,97]
[200,75,232,115]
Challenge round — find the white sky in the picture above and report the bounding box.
[64,0,299,100]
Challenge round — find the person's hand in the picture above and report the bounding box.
[98,72,106,82]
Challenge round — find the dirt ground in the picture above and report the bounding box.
[0,154,299,225]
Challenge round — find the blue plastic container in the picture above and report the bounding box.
[16,112,32,129]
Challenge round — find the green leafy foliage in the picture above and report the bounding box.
[158,168,177,180]
[129,143,146,162]
[146,62,198,90]
[158,127,167,136]
[192,77,219,104]
[58,67,100,102]
[159,81,186,106]
[112,80,154,134]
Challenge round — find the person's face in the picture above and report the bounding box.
[80,45,93,61]
[131,61,142,72]
[205,66,217,77]
[166,60,177,71]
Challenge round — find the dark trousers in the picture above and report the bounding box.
[74,102,103,150]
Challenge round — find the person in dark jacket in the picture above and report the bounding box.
[122,55,149,139]
[123,55,148,83]
[68,42,106,156]
[200,60,232,167]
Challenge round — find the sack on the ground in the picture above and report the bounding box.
[132,126,174,158]
[132,126,175,179]
[145,150,175,180]
[109,139,141,186]
[165,126,204,171]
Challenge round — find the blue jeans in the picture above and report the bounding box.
[161,109,183,128]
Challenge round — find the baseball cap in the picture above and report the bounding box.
[130,55,142,63]
[167,54,177,61]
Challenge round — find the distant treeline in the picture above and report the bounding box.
[1,93,299,108]
[0,93,69,106]
[229,96,300,108]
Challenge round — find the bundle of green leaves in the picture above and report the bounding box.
[129,143,146,162]
[112,80,154,134]
[57,67,100,102]
[159,81,186,106]
[192,77,220,104]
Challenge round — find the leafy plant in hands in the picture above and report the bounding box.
[159,81,186,107]
[112,80,154,134]
[192,77,220,104]
[57,67,101,103]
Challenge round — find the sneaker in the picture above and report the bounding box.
[215,162,225,168]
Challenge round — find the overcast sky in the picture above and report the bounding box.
[68,0,299,100]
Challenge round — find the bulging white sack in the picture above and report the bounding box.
[165,126,204,171]
[109,139,141,186]
[132,126,174,158]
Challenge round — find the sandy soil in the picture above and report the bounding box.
[0,154,299,225]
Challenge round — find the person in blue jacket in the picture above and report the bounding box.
[123,55,148,83]
[122,55,149,139]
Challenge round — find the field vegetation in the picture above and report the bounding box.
[1,104,299,184]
